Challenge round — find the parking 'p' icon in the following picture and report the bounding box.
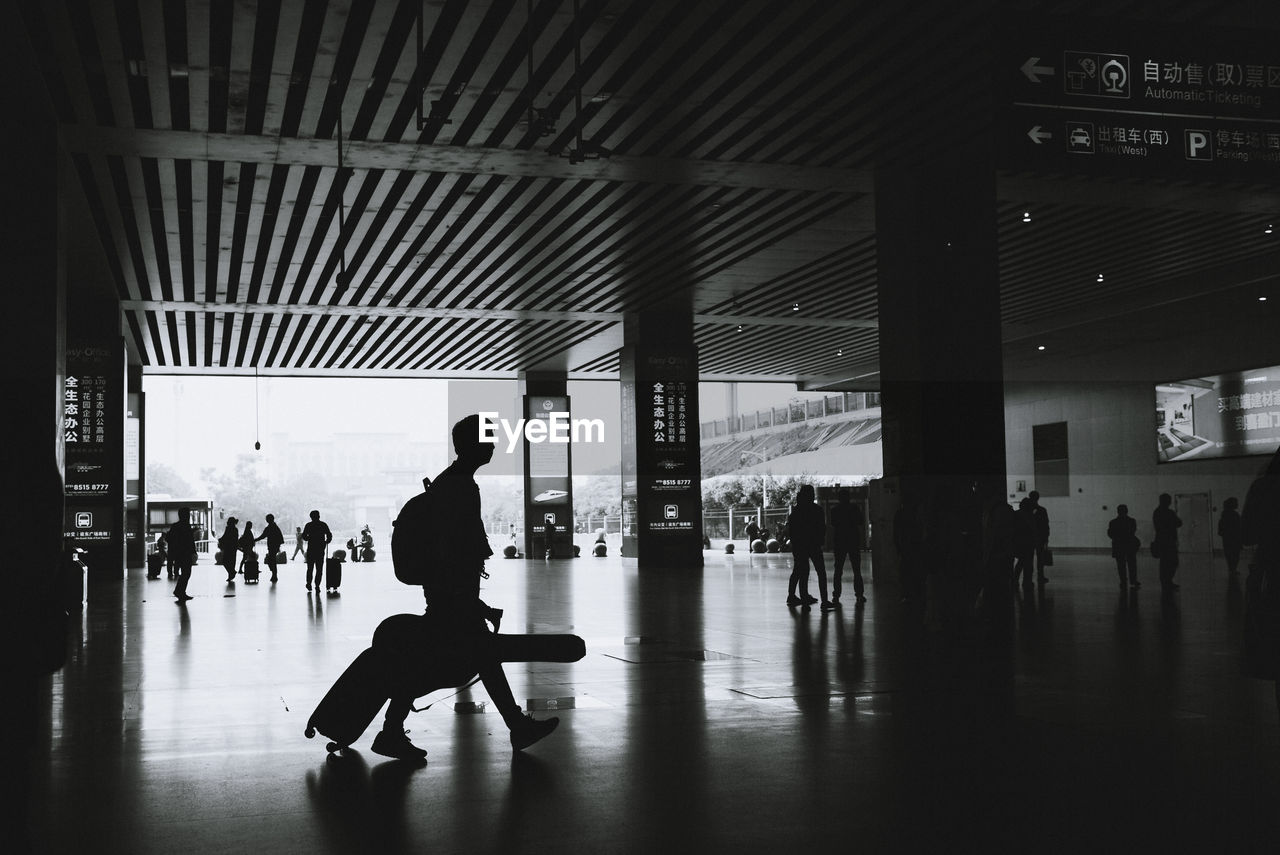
[1184,130,1213,161]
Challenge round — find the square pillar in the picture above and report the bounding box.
[619,311,703,568]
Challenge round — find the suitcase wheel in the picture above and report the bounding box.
[325,741,342,754]
[305,726,316,738]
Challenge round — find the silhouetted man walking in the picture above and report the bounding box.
[830,488,865,605]
[1107,504,1140,589]
[1153,493,1182,591]
[372,414,560,759]
[302,510,332,592]
[168,507,196,602]
[256,513,285,583]
[786,484,833,610]
[1028,490,1050,584]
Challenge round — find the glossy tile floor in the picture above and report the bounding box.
[30,551,1280,854]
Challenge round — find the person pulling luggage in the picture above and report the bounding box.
[371,414,561,760]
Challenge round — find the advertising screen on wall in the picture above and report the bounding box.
[1155,365,1280,462]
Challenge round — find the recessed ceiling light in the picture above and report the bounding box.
[1096,273,1105,282]
[1261,296,1269,302]
[736,324,743,332]
[1038,345,1046,351]
[1022,211,1032,223]
[836,348,844,356]
[791,303,799,312]
[1266,224,1274,235]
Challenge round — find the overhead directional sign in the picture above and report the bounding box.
[1001,17,1280,178]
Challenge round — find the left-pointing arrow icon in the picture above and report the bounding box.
[1021,56,1055,83]
[1027,125,1052,144]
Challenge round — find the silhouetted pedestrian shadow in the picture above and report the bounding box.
[304,749,416,854]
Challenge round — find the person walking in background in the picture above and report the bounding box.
[1012,498,1037,589]
[218,517,240,583]
[168,507,196,602]
[1153,493,1183,592]
[1219,497,1243,575]
[1028,490,1050,584]
[154,532,170,580]
[1241,448,1280,723]
[237,521,256,574]
[1108,504,1140,589]
[302,510,332,592]
[256,514,285,583]
[291,525,305,560]
[830,488,866,605]
[786,484,833,610]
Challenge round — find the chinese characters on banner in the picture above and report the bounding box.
[650,381,689,446]
[1217,389,1280,434]
[643,379,698,534]
[63,374,109,448]
[63,344,122,562]
[1156,367,1280,463]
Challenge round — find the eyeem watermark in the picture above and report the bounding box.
[479,412,606,454]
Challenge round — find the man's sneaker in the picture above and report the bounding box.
[509,714,559,751]
[786,596,803,606]
[820,601,837,612]
[801,595,818,605]
[371,729,427,761]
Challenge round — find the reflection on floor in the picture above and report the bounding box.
[31,551,1280,853]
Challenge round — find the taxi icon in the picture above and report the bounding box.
[1068,127,1092,148]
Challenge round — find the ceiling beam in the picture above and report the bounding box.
[59,125,873,194]
[120,300,879,330]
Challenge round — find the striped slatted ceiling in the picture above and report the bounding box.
[19,0,1280,384]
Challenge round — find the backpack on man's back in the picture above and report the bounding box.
[391,477,435,587]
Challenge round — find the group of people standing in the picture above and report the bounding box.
[1105,492,1245,593]
[159,509,336,601]
[781,486,865,611]
[215,514,289,584]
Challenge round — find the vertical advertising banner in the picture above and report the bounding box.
[523,395,575,557]
[63,342,124,573]
[621,342,703,566]
[639,360,700,542]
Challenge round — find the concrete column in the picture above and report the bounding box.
[127,364,145,569]
[619,310,703,568]
[875,144,1009,639]
[517,371,575,558]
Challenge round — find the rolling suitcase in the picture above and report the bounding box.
[243,554,260,583]
[325,556,343,591]
[147,552,164,579]
[304,648,392,754]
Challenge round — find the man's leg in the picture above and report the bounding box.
[831,547,847,601]
[174,561,191,599]
[851,548,866,601]
[469,633,560,751]
[787,553,803,604]
[812,551,833,609]
[1036,543,1048,582]
[266,552,278,582]
[372,697,427,760]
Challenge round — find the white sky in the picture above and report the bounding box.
[142,376,805,487]
[143,376,451,485]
